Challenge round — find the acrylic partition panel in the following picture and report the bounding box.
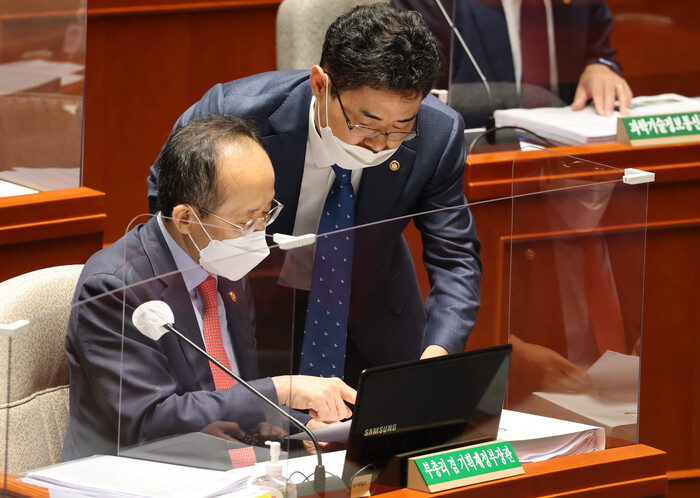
[0,203,478,492]
[107,214,299,473]
[0,213,296,490]
[0,173,644,490]
[263,203,488,492]
[505,148,648,444]
[0,0,86,196]
[102,206,485,492]
[105,207,483,490]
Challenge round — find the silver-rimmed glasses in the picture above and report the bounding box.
[332,80,419,142]
[200,198,283,237]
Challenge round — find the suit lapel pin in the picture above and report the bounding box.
[229,291,237,302]
[389,160,400,172]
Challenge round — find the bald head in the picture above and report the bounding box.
[212,137,275,227]
[157,114,269,217]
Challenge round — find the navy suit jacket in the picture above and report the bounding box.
[63,217,286,460]
[147,71,482,387]
[392,0,621,127]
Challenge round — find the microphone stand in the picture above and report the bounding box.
[164,323,331,494]
[433,0,498,136]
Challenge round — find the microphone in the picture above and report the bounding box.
[132,300,336,495]
[433,0,496,130]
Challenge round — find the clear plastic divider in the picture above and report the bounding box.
[105,215,297,472]
[0,0,86,195]
[0,157,648,490]
[506,148,648,444]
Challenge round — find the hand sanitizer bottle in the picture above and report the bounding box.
[252,441,297,498]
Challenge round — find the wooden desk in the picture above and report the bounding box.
[383,445,667,498]
[0,445,667,498]
[0,187,106,281]
[405,141,700,496]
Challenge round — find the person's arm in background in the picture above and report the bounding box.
[509,334,590,392]
[571,0,633,116]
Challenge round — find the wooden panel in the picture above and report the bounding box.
[607,0,700,98]
[0,445,667,498]
[668,469,700,498]
[0,188,105,282]
[82,1,282,243]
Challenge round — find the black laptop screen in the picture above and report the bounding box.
[343,344,512,487]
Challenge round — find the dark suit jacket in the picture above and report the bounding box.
[146,71,482,387]
[62,217,285,460]
[392,0,622,127]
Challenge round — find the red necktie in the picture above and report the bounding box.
[520,0,551,107]
[229,447,257,468]
[197,276,235,390]
[583,238,627,355]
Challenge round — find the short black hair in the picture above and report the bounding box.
[157,114,264,217]
[320,3,440,99]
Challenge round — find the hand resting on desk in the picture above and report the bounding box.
[273,375,356,423]
[571,63,633,116]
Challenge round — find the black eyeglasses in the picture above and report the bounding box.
[200,199,283,237]
[331,80,419,142]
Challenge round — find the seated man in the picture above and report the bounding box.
[63,115,355,461]
[392,0,633,127]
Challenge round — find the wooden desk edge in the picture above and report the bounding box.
[1,474,48,498]
[380,444,666,498]
[1,445,666,498]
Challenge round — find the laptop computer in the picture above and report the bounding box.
[341,344,512,488]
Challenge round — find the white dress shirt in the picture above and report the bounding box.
[502,0,559,96]
[278,96,363,290]
[156,213,240,375]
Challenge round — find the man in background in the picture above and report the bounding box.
[392,0,633,127]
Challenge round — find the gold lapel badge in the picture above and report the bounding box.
[229,291,237,302]
[389,160,400,172]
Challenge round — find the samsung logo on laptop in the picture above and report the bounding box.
[363,424,397,437]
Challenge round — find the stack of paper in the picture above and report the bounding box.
[0,167,80,193]
[0,178,38,198]
[498,409,604,462]
[1,59,84,88]
[289,412,605,464]
[22,455,253,498]
[524,351,639,441]
[494,93,700,145]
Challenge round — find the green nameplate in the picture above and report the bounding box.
[406,440,524,493]
[617,111,700,147]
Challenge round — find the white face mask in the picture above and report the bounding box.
[315,75,398,170]
[188,209,270,281]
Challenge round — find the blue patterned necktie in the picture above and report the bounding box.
[300,165,356,378]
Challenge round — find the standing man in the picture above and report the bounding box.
[147,4,481,387]
[64,115,355,460]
